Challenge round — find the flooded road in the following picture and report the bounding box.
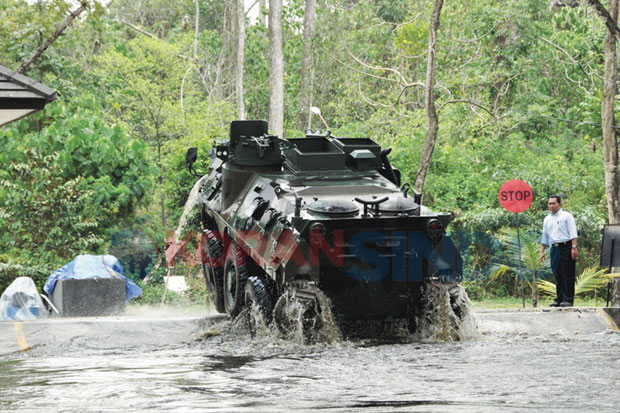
[1,311,620,412]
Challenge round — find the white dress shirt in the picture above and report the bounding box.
[541,208,578,246]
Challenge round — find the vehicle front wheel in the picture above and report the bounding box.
[202,229,225,313]
[244,276,274,337]
[222,244,248,317]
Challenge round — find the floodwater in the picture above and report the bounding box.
[1,308,620,413]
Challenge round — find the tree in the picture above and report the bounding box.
[602,0,620,305]
[413,0,443,198]
[297,0,317,131]
[584,0,620,305]
[587,0,620,42]
[598,0,620,226]
[236,0,246,119]
[269,0,284,137]
[258,0,267,27]
[95,37,189,228]
[0,94,153,292]
[214,0,238,101]
[537,266,619,300]
[17,1,89,74]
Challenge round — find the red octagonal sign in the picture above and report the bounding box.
[498,179,533,213]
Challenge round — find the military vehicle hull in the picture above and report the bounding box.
[188,120,461,339]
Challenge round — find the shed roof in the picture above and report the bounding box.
[0,65,58,126]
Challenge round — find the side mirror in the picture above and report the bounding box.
[186,147,203,177]
[186,147,198,165]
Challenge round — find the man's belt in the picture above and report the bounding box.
[553,240,571,247]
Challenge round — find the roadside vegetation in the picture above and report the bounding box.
[0,1,616,307]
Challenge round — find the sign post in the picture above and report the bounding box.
[599,225,620,307]
[498,179,534,308]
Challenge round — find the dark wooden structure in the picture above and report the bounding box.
[0,65,57,127]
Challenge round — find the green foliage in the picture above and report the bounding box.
[93,27,235,229]
[131,266,207,306]
[461,280,488,301]
[394,20,428,56]
[0,94,153,293]
[132,280,186,305]
[537,266,620,299]
[161,100,233,226]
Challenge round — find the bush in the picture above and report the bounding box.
[132,280,186,305]
[462,280,487,301]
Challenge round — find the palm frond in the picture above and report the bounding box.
[602,273,620,281]
[489,264,512,282]
[520,242,544,272]
[575,266,613,295]
[501,240,543,271]
[536,279,556,297]
[490,240,542,286]
[537,267,620,299]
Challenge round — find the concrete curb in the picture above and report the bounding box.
[2,308,618,356]
[473,307,620,335]
[0,314,228,356]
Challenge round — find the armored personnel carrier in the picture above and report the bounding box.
[186,120,462,338]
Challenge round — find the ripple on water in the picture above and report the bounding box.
[2,305,620,412]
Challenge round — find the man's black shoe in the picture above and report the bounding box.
[549,302,560,307]
[559,302,573,307]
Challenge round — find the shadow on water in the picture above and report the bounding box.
[201,355,260,372]
[341,399,544,411]
[0,360,23,388]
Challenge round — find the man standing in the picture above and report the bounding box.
[540,195,578,307]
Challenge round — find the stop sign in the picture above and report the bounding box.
[498,180,533,213]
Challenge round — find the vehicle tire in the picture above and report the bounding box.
[273,284,326,343]
[245,276,274,337]
[245,276,274,317]
[223,243,249,317]
[202,229,225,313]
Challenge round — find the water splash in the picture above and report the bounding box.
[196,283,479,345]
[175,174,209,242]
[164,174,209,268]
[271,287,342,344]
[414,283,479,342]
[313,288,343,342]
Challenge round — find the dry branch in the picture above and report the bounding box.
[586,0,620,43]
[18,2,88,74]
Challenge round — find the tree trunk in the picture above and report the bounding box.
[297,0,317,131]
[236,0,246,119]
[268,0,284,137]
[413,0,443,199]
[194,0,200,59]
[600,0,620,306]
[215,0,236,100]
[157,128,166,229]
[258,0,267,27]
[17,2,88,74]
[602,0,620,226]
[587,0,620,43]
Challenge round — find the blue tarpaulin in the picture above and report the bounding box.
[44,255,142,301]
[0,277,46,321]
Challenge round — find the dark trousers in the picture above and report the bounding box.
[550,243,576,303]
